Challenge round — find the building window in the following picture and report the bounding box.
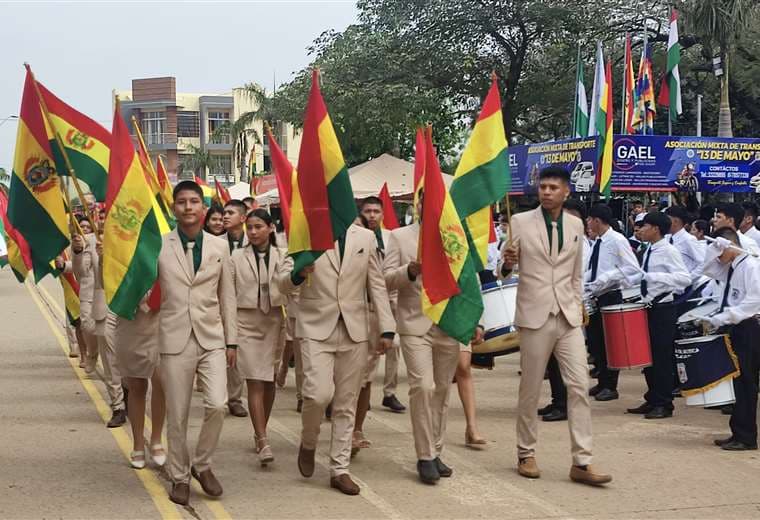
[210,154,233,182]
[142,111,165,144]
[208,111,231,144]
[177,111,200,138]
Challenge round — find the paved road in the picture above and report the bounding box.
[2,268,760,519]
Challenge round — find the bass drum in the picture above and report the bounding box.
[472,278,520,369]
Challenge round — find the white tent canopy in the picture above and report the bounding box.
[228,182,251,200]
[254,153,452,205]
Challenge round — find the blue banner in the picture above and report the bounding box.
[508,135,760,194]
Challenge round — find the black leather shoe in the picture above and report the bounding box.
[721,404,735,415]
[594,389,619,402]
[542,408,568,422]
[714,436,734,447]
[107,409,127,428]
[537,403,555,416]
[382,394,406,413]
[296,399,303,413]
[325,402,333,420]
[434,457,452,477]
[721,439,758,451]
[228,401,248,417]
[644,406,673,419]
[627,402,653,414]
[672,388,682,398]
[590,368,600,378]
[416,460,440,484]
[589,384,602,397]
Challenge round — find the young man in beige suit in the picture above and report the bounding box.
[158,181,237,506]
[499,166,611,486]
[281,223,395,496]
[384,211,484,485]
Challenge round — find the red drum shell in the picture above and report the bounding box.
[601,303,652,370]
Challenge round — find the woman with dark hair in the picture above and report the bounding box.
[203,205,225,236]
[229,208,291,466]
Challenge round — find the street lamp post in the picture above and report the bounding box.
[0,115,19,127]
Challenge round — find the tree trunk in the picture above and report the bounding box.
[718,54,733,137]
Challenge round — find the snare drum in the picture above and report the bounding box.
[475,280,520,359]
[677,301,720,339]
[674,334,739,407]
[601,303,652,369]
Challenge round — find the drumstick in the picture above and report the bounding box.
[705,236,759,258]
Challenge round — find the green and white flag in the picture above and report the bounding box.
[588,42,605,137]
[661,9,683,121]
[574,52,589,138]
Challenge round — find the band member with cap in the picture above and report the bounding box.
[626,212,690,419]
[499,166,611,486]
[229,208,291,466]
[700,227,760,451]
[585,204,640,402]
[157,181,237,506]
[664,205,704,286]
[281,221,395,496]
[222,199,250,419]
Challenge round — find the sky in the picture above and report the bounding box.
[0,1,358,172]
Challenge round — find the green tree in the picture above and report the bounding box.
[182,144,214,180]
[0,167,8,186]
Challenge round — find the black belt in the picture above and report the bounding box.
[649,292,673,306]
[595,289,622,307]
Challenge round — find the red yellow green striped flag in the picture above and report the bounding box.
[378,182,399,230]
[156,156,174,208]
[103,100,163,319]
[8,68,70,282]
[214,179,231,205]
[266,126,295,235]
[419,127,483,345]
[412,128,425,219]
[0,188,33,282]
[450,74,509,271]
[194,175,215,206]
[57,251,80,324]
[289,69,356,272]
[38,82,111,202]
[596,60,614,197]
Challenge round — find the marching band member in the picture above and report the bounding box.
[229,208,291,466]
[72,216,99,373]
[585,204,640,402]
[700,228,760,451]
[664,206,705,286]
[280,222,395,496]
[626,212,690,419]
[713,203,760,255]
[157,181,237,506]
[499,167,610,486]
[222,199,250,419]
[739,201,760,245]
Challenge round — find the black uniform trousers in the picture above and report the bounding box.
[644,302,677,408]
[588,290,623,390]
[546,354,566,411]
[729,318,760,446]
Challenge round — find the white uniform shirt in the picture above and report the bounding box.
[702,253,760,326]
[632,239,691,304]
[738,230,760,255]
[585,227,640,295]
[742,225,760,246]
[0,231,7,258]
[486,241,500,274]
[668,228,705,284]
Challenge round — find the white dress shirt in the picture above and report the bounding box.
[486,241,500,274]
[631,239,691,304]
[742,225,760,246]
[585,227,640,296]
[702,253,760,326]
[668,228,704,284]
[738,230,760,255]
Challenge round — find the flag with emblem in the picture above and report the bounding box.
[0,188,33,282]
[289,69,356,272]
[419,127,483,345]
[378,182,399,230]
[7,68,70,282]
[37,80,111,201]
[450,74,509,272]
[102,100,162,320]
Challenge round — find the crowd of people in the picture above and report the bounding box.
[46,167,760,506]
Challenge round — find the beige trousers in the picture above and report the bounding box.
[401,326,460,461]
[299,321,367,477]
[161,332,227,484]
[382,345,399,397]
[100,314,124,411]
[227,366,244,405]
[517,312,593,466]
[65,321,79,355]
[294,338,304,401]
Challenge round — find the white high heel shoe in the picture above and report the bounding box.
[130,451,146,469]
[149,444,167,467]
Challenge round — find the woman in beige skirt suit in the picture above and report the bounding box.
[230,209,292,465]
[113,297,167,469]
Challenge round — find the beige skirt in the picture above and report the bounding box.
[114,310,160,379]
[237,307,284,382]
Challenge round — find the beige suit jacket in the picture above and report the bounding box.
[157,229,237,354]
[498,207,584,330]
[280,224,396,343]
[383,223,435,336]
[230,245,291,309]
[72,234,96,304]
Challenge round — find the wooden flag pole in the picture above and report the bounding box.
[25,63,99,236]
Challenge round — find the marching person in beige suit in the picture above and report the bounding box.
[384,205,484,485]
[221,199,249,418]
[71,215,98,372]
[281,223,395,496]
[498,166,611,486]
[158,181,237,506]
[229,208,292,466]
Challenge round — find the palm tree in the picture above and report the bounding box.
[182,144,214,180]
[687,0,759,136]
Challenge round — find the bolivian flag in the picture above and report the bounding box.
[57,251,80,324]
[194,176,215,206]
[38,81,111,202]
[266,126,296,235]
[450,75,509,272]
[133,125,173,229]
[596,60,613,197]
[156,156,174,208]
[8,68,70,282]
[419,127,483,345]
[412,128,425,219]
[0,188,33,282]
[214,179,231,205]
[289,69,356,272]
[378,182,399,230]
[103,101,162,320]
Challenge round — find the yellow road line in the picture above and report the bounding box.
[35,281,234,520]
[25,281,183,520]
[37,281,65,320]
